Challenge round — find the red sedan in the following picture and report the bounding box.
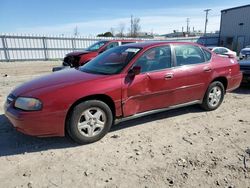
[4,42,242,144]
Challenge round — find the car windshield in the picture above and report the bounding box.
[86,41,108,52]
[245,45,250,48]
[80,46,141,75]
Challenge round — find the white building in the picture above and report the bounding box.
[219,5,250,53]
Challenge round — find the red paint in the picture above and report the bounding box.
[5,42,242,137]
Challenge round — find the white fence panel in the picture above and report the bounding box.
[0,34,219,62]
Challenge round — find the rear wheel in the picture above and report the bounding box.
[201,81,225,111]
[67,100,113,144]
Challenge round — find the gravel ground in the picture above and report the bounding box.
[0,61,249,188]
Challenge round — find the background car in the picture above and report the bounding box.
[239,45,250,60]
[5,42,242,144]
[62,40,139,67]
[239,57,250,84]
[207,46,237,57]
[52,39,141,72]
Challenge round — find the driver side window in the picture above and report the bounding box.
[134,46,172,73]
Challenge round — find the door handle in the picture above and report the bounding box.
[165,73,174,79]
[203,66,212,72]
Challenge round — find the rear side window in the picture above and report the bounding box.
[174,45,206,66]
[213,48,220,54]
[220,48,228,54]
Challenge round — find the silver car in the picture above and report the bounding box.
[239,45,250,60]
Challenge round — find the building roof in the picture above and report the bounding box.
[221,4,250,12]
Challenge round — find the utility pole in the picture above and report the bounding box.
[204,9,211,35]
[74,26,79,36]
[186,18,190,33]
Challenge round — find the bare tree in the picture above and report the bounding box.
[116,23,126,37]
[110,27,116,37]
[129,15,141,37]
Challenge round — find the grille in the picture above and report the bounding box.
[240,65,250,71]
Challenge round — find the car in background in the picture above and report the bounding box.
[5,42,242,144]
[239,45,250,60]
[207,46,237,57]
[52,40,141,71]
[239,57,250,84]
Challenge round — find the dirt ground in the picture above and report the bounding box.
[0,61,249,188]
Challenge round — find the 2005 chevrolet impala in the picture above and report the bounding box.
[4,42,242,144]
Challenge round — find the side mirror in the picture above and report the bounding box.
[130,66,141,76]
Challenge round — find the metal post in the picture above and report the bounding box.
[42,37,48,60]
[72,38,75,52]
[1,35,10,62]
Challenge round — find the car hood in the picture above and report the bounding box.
[12,68,107,96]
[66,50,92,56]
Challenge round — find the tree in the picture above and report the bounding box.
[110,27,116,36]
[129,15,141,38]
[116,23,126,37]
[97,32,114,37]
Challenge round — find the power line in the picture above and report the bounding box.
[204,9,211,35]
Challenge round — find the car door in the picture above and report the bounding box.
[122,45,177,117]
[170,44,213,105]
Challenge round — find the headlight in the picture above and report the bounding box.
[14,97,42,111]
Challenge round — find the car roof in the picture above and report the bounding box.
[121,41,204,49]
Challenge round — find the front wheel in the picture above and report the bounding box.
[67,100,113,144]
[201,81,225,111]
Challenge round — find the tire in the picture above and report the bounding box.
[66,100,113,144]
[201,81,225,111]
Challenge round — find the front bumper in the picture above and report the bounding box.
[4,103,65,137]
